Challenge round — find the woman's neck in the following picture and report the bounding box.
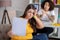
[44,10,48,12]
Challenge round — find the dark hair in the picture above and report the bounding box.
[41,0,55,11]
[22,4,36,32]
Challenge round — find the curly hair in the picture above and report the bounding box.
[41,0,55,11]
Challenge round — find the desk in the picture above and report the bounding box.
[44,23,60,27]
[44,23,60,39]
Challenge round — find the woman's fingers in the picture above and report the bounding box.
[34,10,37,16]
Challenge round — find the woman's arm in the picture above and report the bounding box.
[46,10,55,22]
[33,10,44,29]
[46,14,55,22]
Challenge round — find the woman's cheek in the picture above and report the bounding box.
[27,13,30,16]
[31,14,33,17]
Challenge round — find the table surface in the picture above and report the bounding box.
[44,23,60,27]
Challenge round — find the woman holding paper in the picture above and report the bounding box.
[8,4,48,40]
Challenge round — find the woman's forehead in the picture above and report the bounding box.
[28,9,34,12]
[45,2,49,5]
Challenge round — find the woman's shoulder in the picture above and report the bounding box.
[49,10,55,15]
[50,10,54,12]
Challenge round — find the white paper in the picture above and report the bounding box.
[12,17,28,36]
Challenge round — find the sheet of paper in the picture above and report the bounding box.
[12,17,28,36]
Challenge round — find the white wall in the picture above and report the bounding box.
[11,0,29,17]
[12,0,29,12]
[0,0,29,24]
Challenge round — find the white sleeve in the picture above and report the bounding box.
[38,10,42,15]
[50,10,55,16]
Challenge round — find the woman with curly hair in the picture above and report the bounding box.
[36,0,55,36]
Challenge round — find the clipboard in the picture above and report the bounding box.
[12,17,28,36]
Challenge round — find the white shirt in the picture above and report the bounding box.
[38,9,55,23]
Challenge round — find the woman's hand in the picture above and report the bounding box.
[41,10,46,17]
[45,12,55,22]
[7,30,15,37]
[34,9,37,16]
[33,10,44,29]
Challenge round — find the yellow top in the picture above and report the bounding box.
[11,23,34,40]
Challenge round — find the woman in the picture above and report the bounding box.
[8,4,48,40]
[36,0,55,36]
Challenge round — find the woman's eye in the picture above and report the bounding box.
[28,11,34,14]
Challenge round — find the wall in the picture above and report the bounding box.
[0,0,29,24]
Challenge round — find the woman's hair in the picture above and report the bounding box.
[22,4,37,32]
[41,0,55,11]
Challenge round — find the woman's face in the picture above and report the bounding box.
[25,9,34,19]
[44,2,50,11]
